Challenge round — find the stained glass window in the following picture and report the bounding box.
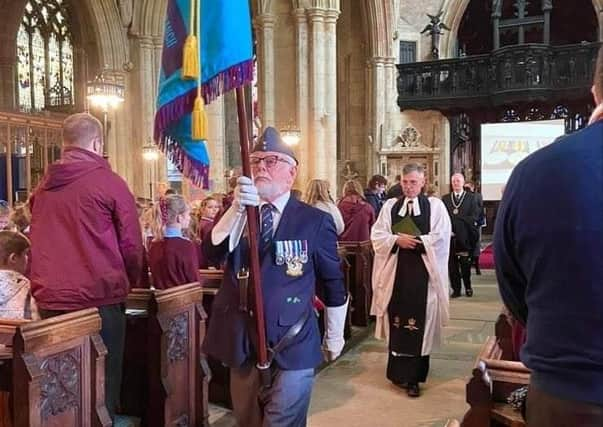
[16,0,74,112]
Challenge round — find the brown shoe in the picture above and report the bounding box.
[407,383,420,398]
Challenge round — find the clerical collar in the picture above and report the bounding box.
[398,197,421,217]
[164,226,183,238]
[260,191,290,215]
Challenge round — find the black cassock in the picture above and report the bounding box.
[387,196,431,385]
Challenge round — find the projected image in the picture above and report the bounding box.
[481,120,565,200]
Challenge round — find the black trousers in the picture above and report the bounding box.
[449,242,473,293]
[38,303,126,421]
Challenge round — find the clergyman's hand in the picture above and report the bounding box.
[396,233,418,250]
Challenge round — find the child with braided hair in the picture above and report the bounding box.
[147,194,199,289]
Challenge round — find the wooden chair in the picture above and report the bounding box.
[122,283,209,427]
[1,309,110,427]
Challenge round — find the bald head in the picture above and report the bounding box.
[63,113,103,155]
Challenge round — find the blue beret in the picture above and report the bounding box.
[251,127,298,164]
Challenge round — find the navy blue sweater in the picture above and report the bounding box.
[494,120,603,405]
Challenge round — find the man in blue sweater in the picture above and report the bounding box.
[494,47,603,425]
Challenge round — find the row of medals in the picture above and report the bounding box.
[275,240,308,277]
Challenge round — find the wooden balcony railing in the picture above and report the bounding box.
[397,42,600,111]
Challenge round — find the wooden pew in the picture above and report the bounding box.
[338,241,374,326]
[461,312,530,427]
[0,309,111,427]
[122,283,209,427]
[198,269,232,409]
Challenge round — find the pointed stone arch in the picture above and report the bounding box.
[362,0,395,58]
[132,0,168,38]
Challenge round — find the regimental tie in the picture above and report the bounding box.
[260,203,275,255]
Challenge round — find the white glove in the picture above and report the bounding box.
[211,176,259,251]
[323,296,349,362]
[233,176,260,213]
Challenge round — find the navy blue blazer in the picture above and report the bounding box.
[202,197,347,370]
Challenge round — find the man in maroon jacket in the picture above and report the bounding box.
[29,113,143,421]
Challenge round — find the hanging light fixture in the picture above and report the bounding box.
[142,141,160,161]
[280,120,301,146]
[86,72,125,158]
[86,73,125,111]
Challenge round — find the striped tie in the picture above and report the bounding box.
[260,203,274,255]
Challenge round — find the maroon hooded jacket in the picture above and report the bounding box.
[337,196,376,242]
[29,147,143,310]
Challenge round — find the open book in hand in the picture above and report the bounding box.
[392,216,422,237]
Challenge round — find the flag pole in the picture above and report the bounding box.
[235,86,270,376]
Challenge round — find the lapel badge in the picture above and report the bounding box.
[404,318,419,331]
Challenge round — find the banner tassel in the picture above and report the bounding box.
[192,92,208,140]
[182,0,199,80]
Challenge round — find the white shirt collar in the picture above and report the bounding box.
[260,191,290,214]
[398,197,421,217]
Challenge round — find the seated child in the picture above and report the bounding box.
[0,231,38,319]
[148,195,199,289]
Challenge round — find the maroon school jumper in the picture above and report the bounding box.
[337,196,376,242]
[148,235,199,289]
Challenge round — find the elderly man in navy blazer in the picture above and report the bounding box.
[203,127,348,427]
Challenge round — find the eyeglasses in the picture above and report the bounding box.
[250,155,292,169]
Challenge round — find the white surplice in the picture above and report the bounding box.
[370,197,451,355]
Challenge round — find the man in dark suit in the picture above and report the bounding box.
[203,127,348,427]
[442,173,480,298]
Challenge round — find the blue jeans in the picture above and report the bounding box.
[230,363,315,427]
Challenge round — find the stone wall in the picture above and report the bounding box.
[336,1,368,191]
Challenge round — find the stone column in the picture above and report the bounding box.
[293,8,309,187]
[205,95,226,193]
[366,57,386,178]
[134,36,156,197]
[153,37,168,185]
[307,8,325,181]
[103,70,134,190]
[254,14,276,128]
[323,9,339,189]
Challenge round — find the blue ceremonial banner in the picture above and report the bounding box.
[154,0,253,188]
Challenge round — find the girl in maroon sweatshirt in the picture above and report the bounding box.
[197,196,221,269]
[148,195,199,289]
